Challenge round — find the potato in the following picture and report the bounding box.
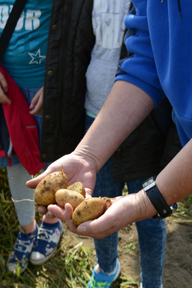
[67,182,85,197]
[72,197,112,226]
[55,189,85,210]
[35,171,68,206]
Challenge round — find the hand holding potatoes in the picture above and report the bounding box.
[34,169,112,225]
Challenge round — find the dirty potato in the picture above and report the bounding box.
[72,197,112,226]
[55,189,85,210]
[35,171,68,206]
[67,182,85,197]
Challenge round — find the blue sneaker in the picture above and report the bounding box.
[86,258,121,288]
[30,220,62,265]
[7,223,38,274]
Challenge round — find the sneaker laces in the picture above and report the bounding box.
[37,223,62,243]
[37,227,53,242]
[14,238,34,253]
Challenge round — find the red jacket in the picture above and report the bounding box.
[0,65,45,175]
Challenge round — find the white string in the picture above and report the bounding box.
[11,197,34,203]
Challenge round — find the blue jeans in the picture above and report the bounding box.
[85,114,166,288]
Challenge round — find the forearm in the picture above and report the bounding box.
[75,80,154,171]
[156,139,192,204]
[137,139,192,220]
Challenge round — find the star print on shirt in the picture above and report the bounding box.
[28,49,46,64]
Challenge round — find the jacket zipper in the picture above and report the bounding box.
[161,0,182,20]
[56,0,72,139]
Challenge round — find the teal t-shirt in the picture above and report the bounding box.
[0,0,52,87]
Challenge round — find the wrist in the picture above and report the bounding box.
[142,177,177,219]
[73,148,101,173]
[136,189,158,220]
[123,190,158,223]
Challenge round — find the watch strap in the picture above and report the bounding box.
[145,184,172,218]
[143,178,177,219]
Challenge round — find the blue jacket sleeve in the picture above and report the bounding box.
[116,4,165,108]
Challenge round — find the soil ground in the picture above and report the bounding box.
[61,215,192,288]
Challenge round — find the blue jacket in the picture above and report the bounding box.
[116,0,191,147]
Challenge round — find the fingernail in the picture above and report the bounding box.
[77,226,87,233]
[61,209,65,215]
[47,211,55,218]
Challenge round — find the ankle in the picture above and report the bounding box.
[20,219,36,234]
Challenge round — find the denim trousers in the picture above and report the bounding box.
[85,114,166,288]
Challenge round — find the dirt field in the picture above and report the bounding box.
[61,215,192,288]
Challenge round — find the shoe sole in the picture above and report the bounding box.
[7,263,28,274]
[114,260,121,282]
[30,248,56,265]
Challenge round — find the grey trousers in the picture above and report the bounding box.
[7,163,35,226]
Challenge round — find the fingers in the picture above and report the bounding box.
[30,101,43,115]
[0,94,11,104]
[76,213,116,238]
[48,204,68,222]
[29,86,44,115]
[26,172,46,188]
[85,189,92,198]
[48,203,113,238]
[48,203,81,233]
[36,202,56,218]
[0,72,8,92]
[64,203,79,232]
[46,211,56,218]
[0,73,10,104]
[26,166,53,188]
[75,198,129,238]
[0,87,11,104]
[37,205,47,215]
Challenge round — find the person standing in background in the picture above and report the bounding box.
[0,0,94,273]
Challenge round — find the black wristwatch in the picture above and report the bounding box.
[142,177,177,219]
